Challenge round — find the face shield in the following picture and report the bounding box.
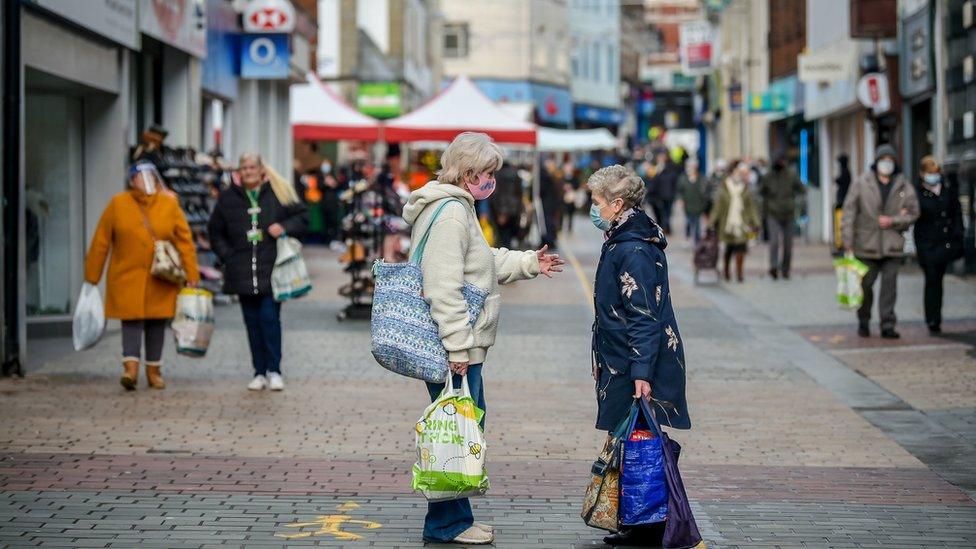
[129,162,163,195]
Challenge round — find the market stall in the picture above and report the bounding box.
[290,74,382,142]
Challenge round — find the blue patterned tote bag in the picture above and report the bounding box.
[371,199,488,382]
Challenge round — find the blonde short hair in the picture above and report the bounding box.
[588,164,646,209]
[437,132,504,186]
[919,155,939,173]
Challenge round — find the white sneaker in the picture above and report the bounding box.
[247,375,267,391]
[267,372,284,391]
[451,525,493,544]
[474,522,494,534]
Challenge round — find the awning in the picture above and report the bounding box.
[383,75,537,145]
[536,127,618,152]
[290,74,382,141]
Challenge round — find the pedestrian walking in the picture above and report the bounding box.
[913,156,964,334]
[401,132,564,545]
[586,165,690,547]
[646,151,680,234]
[677,159,708,243]
[207,152,307,391]
[562,160,580,233]
[833,154,853,253]
[760,156,806,279]
[84,161,200,390]
[709,160,761,282]
[841,144,919,339]
[488,163,524,249]
[539,157,563,249]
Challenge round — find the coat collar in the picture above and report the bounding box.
[604,209,668,251]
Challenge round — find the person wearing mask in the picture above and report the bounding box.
[760,156,806,279]
[84,161,200,390]
[709,160,760,282]
[841,144,919,339]
[587,165,690,546]
[646,151,680,234]
[913,156,964,334]
[677,159,708,243]
[489,162,524,249]
[402,132,564,544]
[834,154,853,253]
[208,153,307,391]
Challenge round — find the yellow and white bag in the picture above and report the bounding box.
[172,288,214,357]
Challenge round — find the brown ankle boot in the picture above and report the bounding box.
[735,252,745,282]
[120,360,139,391]
[145,364,165,389]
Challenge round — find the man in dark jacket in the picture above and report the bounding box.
[489,163,524,249]
[760,156,806,279]
[841,144,919,339]
[646,151,680,234]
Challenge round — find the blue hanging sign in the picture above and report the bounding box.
[240,33,290,79]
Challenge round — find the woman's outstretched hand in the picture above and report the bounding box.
[634,380,652,400]
[536,245,566,278]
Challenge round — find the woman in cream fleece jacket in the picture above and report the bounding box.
[402,132,564,545]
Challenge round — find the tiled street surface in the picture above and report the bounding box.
[2,214,975,547]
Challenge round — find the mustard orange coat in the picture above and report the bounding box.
[84,190,200,320]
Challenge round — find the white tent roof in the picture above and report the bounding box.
[384,75,537,145]
[290,74,381,141]
[536,127,619,152]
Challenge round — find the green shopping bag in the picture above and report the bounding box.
[833,253,869,309]
[412,374,489,502]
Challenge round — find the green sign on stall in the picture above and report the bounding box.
[357,82,402,118]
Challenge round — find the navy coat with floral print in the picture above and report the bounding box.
[592,209,691,431]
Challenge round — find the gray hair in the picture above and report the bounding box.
[437,132,504,186]
[587,164,646,209]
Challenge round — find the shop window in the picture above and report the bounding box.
[443,23,469,58]
[25,93,85,316]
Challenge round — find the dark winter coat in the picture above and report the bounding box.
[208,182,307,296]
[648,162,680,203]
[592,210,691,432]
[759,168,806,222]
[914,177,965,264]
[841,170,919,259]
[677,173,708,217]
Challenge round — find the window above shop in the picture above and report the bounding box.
[443,23,469,58]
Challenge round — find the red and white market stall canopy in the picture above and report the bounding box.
[291,74,381,141]
[383,75,537,145]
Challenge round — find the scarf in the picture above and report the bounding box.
[723,176,748,239]
[605,208,637,239]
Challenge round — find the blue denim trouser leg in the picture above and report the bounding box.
[422,364,485,542]
[239,295,282,376]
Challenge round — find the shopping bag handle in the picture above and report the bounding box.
[411,199,462,264]
[438,370,472,400]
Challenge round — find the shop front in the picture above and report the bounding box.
[471,78,573,128]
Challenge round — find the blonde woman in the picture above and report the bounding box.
[402,132,564,544]
[207,153,307,391]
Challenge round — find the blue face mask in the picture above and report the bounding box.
[923,173,941,185]
[590,203,611,231]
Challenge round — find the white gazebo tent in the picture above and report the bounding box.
[536,127,619,152]
[290,74,381,142]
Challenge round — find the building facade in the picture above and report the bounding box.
[569,0,623,131]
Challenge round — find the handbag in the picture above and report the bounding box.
[135,198,186,284]
[581,405,637,532]
[370,199,488,382]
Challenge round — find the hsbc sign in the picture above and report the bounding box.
[243,0,295,33]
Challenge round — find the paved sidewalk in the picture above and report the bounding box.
[1,212,974,547]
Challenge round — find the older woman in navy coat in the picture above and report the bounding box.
[588,165,691,545]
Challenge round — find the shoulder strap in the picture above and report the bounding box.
[410,198,463,264]
[131,193,158,242]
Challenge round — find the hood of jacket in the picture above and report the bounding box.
[403,180,475,226]
[606,209,668,251]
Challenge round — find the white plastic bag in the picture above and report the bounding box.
[272,236,312,302]
[412,374,489,502]
[72,283,105,351]
[172,288,215,357]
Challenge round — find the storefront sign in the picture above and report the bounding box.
[140,0,207,58]
[240,33,290,79]
[201,0,238,100]
[748,91,790,113]
[728,83,742,111]
[856,72,891,114]
[678,21,714,75]
[798,52,851,83]
[473,79,572,126]
[243,0,296,33]
[357,82,402,118]
[29,0,139,49]
[900,5,933,98]
[574,104,624,126]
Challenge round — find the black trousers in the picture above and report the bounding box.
[121,319,167,364]
[918,251,952,328]
[857,257,899,331]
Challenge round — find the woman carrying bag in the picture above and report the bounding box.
[709,160,760,282]
[402,132,564,545]
[586,165,691,547]
[84,161,200,390]
[208,153,307,392]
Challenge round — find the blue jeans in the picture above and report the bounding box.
[422,363,485,542]
[239,294,282,376]
[685,214,701,243]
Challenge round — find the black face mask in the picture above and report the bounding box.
[773,163,785,172]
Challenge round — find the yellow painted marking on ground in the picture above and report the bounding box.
[275,501,380,541]
[809,335,822,342]
[829,334,846,344]
[562,242,595,313]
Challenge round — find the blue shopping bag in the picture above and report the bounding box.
[620,401,668,526]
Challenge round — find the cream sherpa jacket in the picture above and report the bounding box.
[403,181,540,365]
